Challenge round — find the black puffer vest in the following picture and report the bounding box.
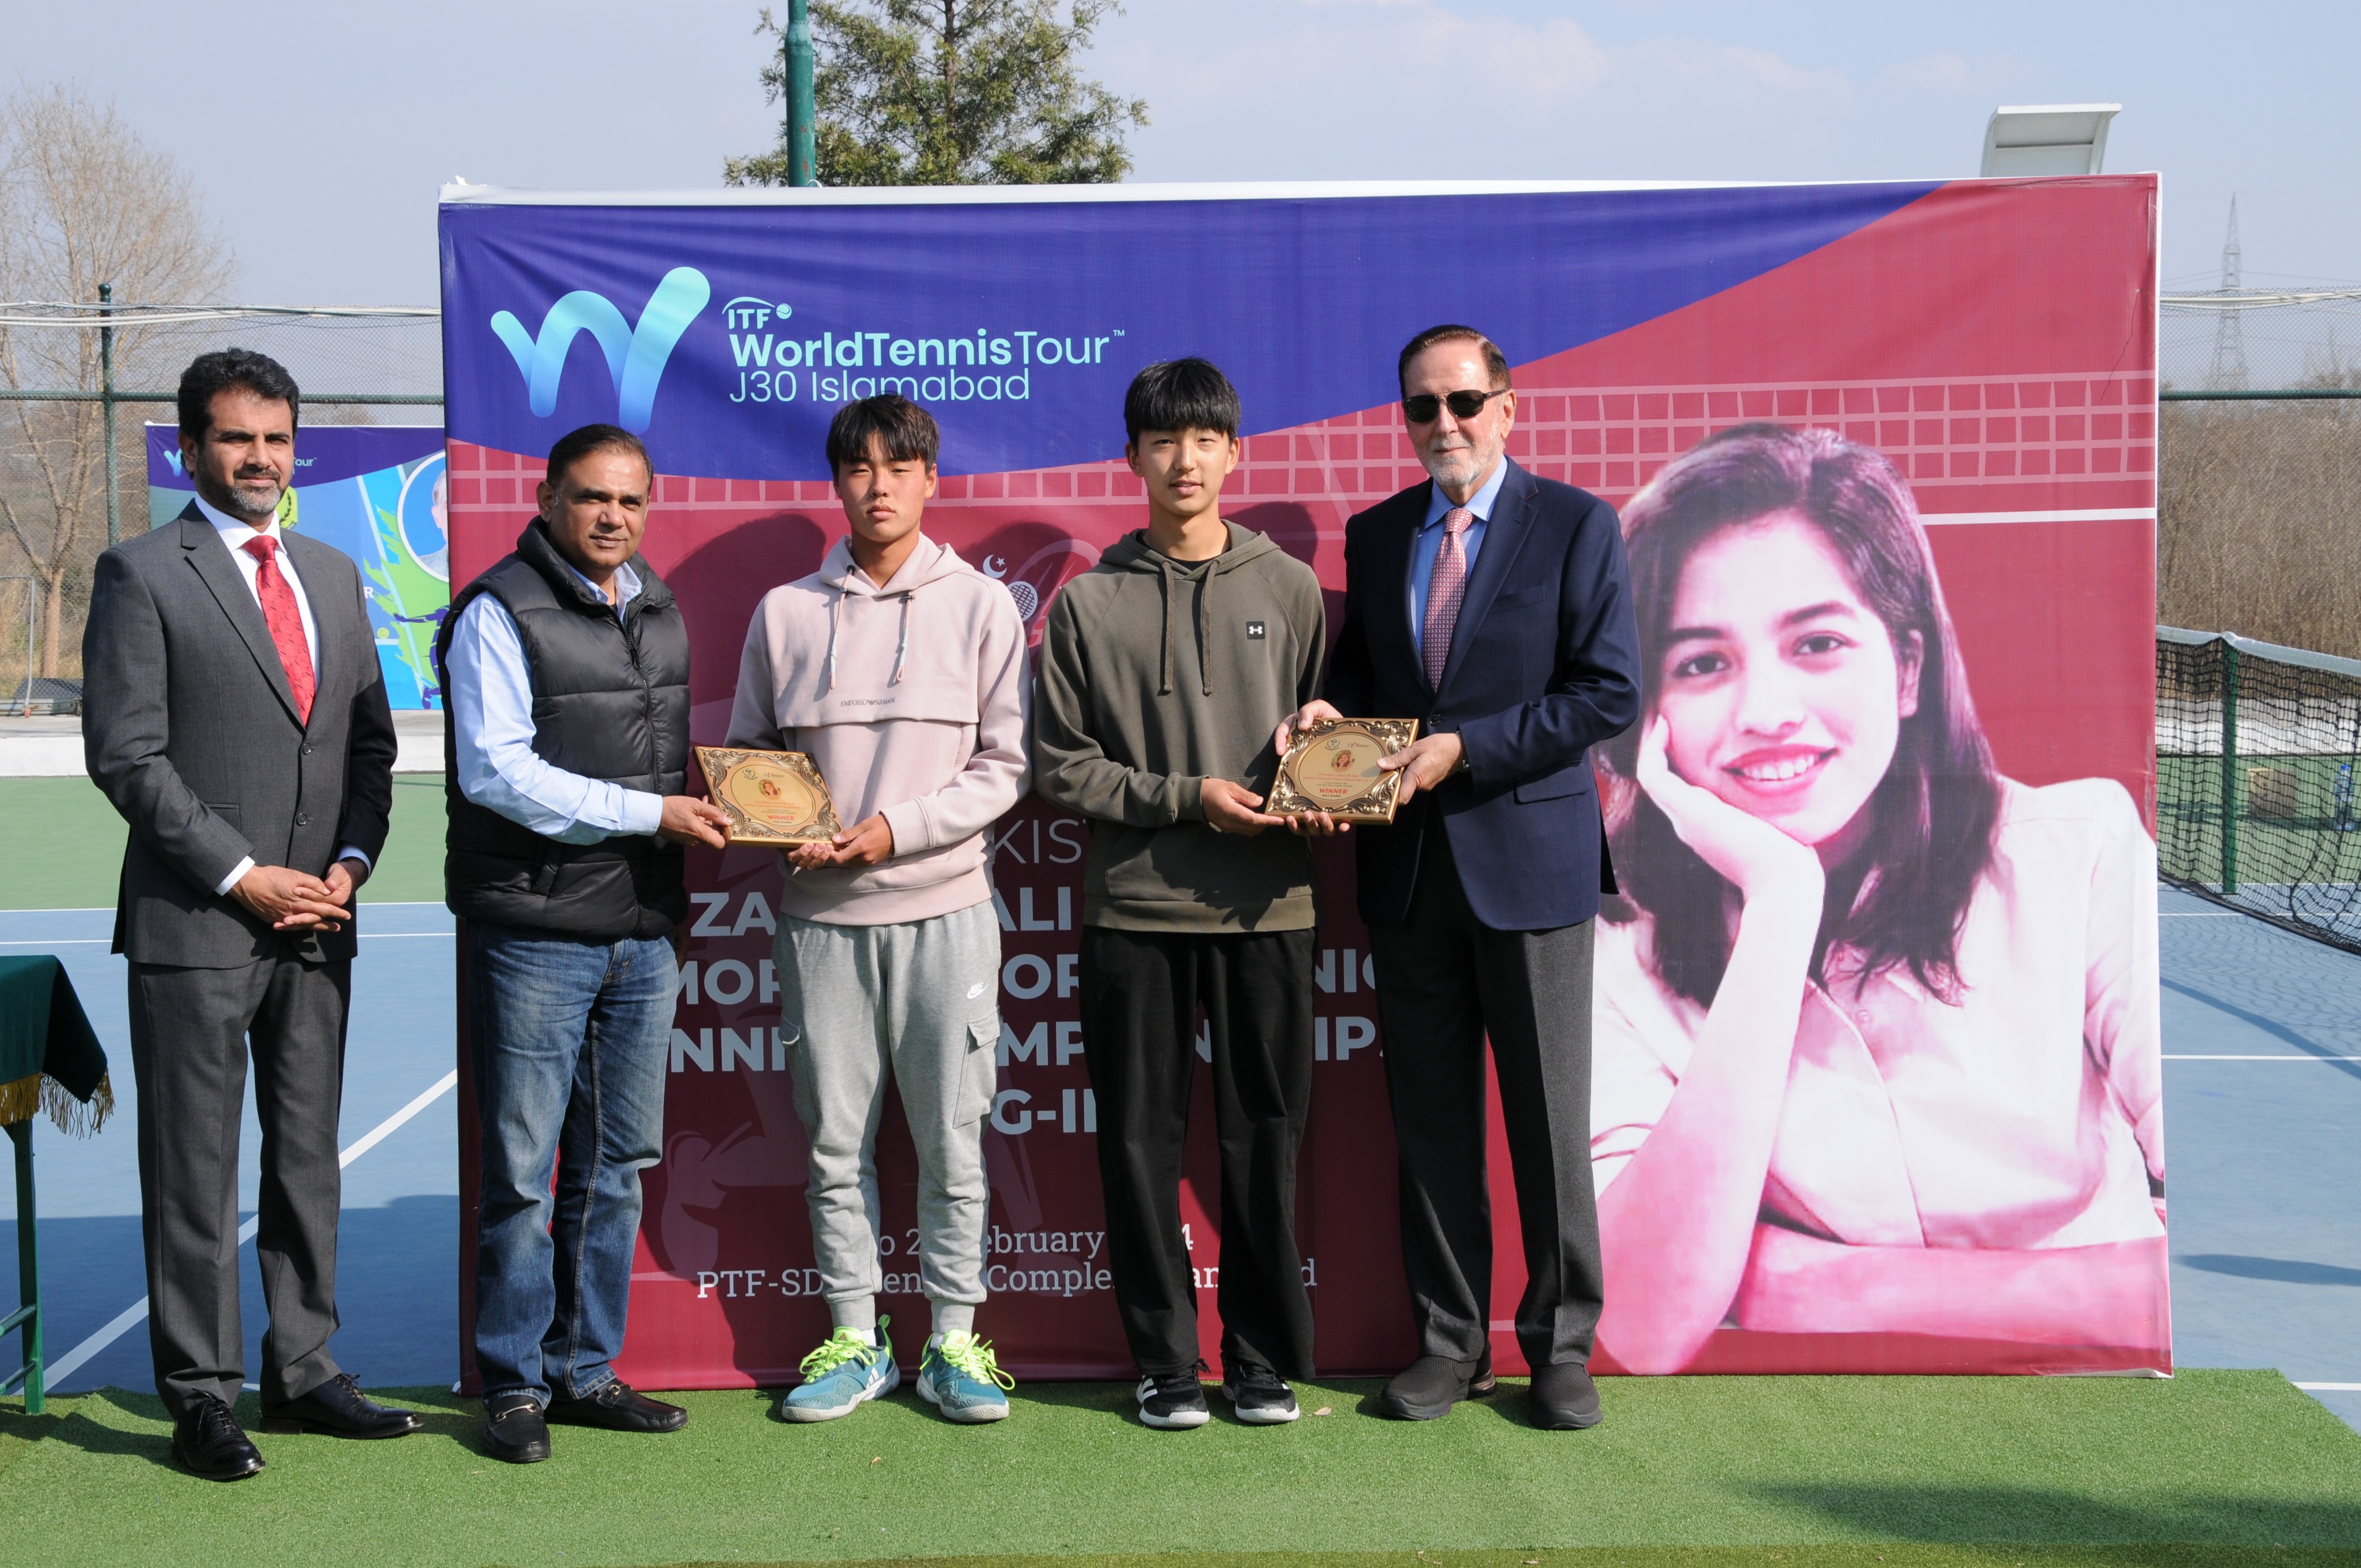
[435,520,692,939]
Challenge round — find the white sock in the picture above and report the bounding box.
[830,1299,878,1343]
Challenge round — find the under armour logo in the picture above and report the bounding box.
[1246,621,1266,640]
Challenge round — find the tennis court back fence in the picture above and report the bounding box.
[2156,626,2361,951]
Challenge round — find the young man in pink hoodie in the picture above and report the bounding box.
[725,396,1030,1423]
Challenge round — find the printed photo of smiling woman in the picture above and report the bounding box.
[1587,423,2165,1375]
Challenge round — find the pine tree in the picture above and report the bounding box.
[725,1,1146,187]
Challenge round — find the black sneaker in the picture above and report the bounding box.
[1135,1368,1211,1430]
[1220,1362,1300,1425]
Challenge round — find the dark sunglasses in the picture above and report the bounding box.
[1401,387,1508,423]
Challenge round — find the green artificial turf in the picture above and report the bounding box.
[0,773,446,910]
[2,1372,2357,1568]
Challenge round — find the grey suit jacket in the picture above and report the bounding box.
[83,500,399,967]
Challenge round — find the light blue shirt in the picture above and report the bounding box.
[444,557,666,845]
[1406,458,1509,650]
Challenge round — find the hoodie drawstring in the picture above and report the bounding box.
[1156,558,1177,696]
[1152,554,1217,698]
[822,589,844,694]
[823,582,916,694]
[1194,568,1214,696]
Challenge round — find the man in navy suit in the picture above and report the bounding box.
[1280,324,1639,1429]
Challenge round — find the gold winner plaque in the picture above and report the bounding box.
[695,747,844,845]
[1270,718,1422,824]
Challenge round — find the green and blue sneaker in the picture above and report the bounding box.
[779,1322,899,1423]
[916,1331,1014,1423]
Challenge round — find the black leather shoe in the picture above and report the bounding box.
[1372,1352,1496,1420]
[483,1393,552,1463]
[260,1373,426,1438]
[545,1379,688,1433]
[1529,1360,1603,1430]
[172,1393,266,1481]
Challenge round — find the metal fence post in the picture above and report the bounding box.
[2220,638,2240,894]
[99,283,119,546]
[1,577,33,715]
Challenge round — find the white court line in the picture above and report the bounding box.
[2160,912,2244,918]
[2164,1054,2361,1061]
[2297,1382,2361,1392]
[41,1068,460,1390]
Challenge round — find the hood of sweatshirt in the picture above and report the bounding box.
[813,533,978,695]
[722,530,1032,925]
[1097,524,1287,699]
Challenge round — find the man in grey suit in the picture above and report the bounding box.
[83,349,421,1480]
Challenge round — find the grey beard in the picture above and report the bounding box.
[1422,447,1483,490]
[214,480,283,521]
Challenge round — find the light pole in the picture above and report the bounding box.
[1979,105,2120,177]
[785,0,815,186]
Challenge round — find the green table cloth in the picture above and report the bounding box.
[0,955,111,1136]
[4,955,110,1413]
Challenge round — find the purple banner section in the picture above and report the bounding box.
[439,182,1936,481]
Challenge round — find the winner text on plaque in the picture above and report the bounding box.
[694,747,844,845]
[1269,718,1421,824]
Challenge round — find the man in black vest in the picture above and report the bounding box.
[436,423,729,1463]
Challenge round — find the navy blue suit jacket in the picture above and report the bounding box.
[1325,459,1641,931]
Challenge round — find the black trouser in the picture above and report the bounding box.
[1078,926,1317,1380]
[127,952,350,1419]
[1367,826,1601,1370]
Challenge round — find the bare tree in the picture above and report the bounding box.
[0,83,233,677]
[2158,399,2361,659]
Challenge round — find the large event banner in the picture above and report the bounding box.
[439,177,2166,1385]
[148,423,451,709]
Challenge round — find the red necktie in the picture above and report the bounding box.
[1421,507,1474,688]
[242,536,315,724]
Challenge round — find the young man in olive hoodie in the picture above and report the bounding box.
[1031,358,1325,1429]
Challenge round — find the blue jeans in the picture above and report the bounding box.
[466,922,676,1407]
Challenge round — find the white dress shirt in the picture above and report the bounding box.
[443,557,666,843]
[191,495,372,896]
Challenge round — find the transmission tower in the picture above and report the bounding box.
[2207,196,2251,390]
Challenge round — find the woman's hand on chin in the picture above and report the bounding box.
[1635,716,1825,914]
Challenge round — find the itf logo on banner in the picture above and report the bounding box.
[489,266,711,433]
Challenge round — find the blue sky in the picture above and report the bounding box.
[14,0,2354,304]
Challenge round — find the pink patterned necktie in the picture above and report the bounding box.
[1421,507,1474,688]
[242,536,315,724]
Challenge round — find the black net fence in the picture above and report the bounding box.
[2157,627,2361,950]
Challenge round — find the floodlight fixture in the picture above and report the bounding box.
[1979,105,2120,177]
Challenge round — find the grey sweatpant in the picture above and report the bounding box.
[775,900,1001,1323]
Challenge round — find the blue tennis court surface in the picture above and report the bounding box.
[4,886,2358,1429]
[0,903,460,1396]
